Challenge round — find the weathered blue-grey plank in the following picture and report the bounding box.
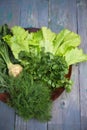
[48,0,81,130]
[15,116,27,130]
[0,0,21,27]
[77,0,87,130]
[26,119,47,130]
[15,116,47,130]
[20,0,48,28]
[0,101,15,130]
[48,0,77,33]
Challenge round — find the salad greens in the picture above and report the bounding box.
[3,26,87,66]
[0,24,87,121]
[3,26,56,59]
[54,29,81,55]
[3,26,31,59]
[64,48,87,66]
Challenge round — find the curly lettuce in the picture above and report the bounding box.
[3,26,87,66]
[64,48,87,66]
[3,26,56,59]
[3,26,32,59]
[54,29,81,55]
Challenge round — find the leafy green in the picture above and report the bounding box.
[0,46,8,93]
[3,26,56,60]
[0,56,7,74]
[0,72,9,93]
[64,48,87,66]
[40,27,56,54]
[0,40,11,68]
[7,70,52,121]
[0,24,12,92]
[53,29,87,65]
[19,50,72,91]
[0,24,12,39]
[0,24,15,70]
[3,26,32,59]
[54,29,81,55]
[4,26,87,67]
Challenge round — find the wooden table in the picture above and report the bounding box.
[0,0,87,130]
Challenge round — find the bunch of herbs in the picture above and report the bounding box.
[7,70,52,121]
[19,49,72,92]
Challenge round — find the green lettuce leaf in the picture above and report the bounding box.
[64,48,87,66]
[3,26,32,59]
[41,27,56,42]
[54,29,81,55]
[39,27,56,54]
[3,26,56,59]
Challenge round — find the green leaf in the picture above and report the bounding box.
[54,29,81,55]
[64,48,87,66]
[3,26,57,59]
[3,26,32,59]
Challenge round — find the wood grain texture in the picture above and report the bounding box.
[26,119,47,130]
[0,0,20,27]
[20,0,48,28]
[48,0,81,130]
[15,115,27,130]
[48,0,77,33]
[0,101,15,130]
[15,115,47,130]
[77,0,87,129]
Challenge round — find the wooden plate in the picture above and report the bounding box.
[0,28,72,102]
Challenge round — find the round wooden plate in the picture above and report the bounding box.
[0,28,72,102]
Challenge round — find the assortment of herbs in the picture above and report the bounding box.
[0,24,87,121]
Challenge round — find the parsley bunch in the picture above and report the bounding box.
[19,49,72,92]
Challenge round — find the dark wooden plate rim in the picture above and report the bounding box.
[0,28,72,103]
